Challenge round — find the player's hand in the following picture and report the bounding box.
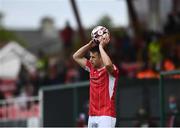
[89,40,97,48]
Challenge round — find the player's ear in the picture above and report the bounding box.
[97,52,101,57]
[99,53,102,60]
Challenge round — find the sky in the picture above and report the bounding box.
[0,0,129,30]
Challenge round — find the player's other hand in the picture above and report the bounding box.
[99,34,110,47]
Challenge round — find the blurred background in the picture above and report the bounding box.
[0,0,179,127]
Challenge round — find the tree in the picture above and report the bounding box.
[0,29,26,47]
[96,15,114,29]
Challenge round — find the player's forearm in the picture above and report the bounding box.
[73,41,93,59]
[99,45,113,67]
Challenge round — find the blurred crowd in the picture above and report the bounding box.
[3,11,179,99]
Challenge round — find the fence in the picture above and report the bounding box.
[0,96,40,127]
[0,78,179,127]
[40,78,179,127]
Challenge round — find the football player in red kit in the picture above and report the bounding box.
[73,36,119,128]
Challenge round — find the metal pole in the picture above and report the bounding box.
[159,74,165,126]
[73,87,78,126]
[126,0,140,35]
[70,0,86,43]
[159,70,180,126]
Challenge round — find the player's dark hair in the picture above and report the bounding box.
[89,45,100,54]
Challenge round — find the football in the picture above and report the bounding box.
[91,26,110,44]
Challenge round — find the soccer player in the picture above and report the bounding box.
[73,38,119,128]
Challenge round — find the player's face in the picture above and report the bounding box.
[89,52,102,68]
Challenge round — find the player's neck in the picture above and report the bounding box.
[95,64,104,69]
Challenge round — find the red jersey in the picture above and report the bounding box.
[85,60,119,117]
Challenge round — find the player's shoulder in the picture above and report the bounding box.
[109,64,119,77]
[113,64,119,71]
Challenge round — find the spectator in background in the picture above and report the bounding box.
[76,113,86,127]
[166,95,180,127]
[56,56,66,84]
[121,34,136,62]
[136,62,159,79]
[164,12,177,35]
[65,58,80,84]
[174,42,180,68]
[46,57,60,85]
[134,107,157,127]
[148,36,162,70]
[36,50,48,85]
[133,35,148,63]
[163,59,175,71]
[161,58,180,78]
[164,12,180,35]
[28,69,39,96]
[177,12,180,32]
[18,83,35,110]
[16,65,30,94]
[36,50,48,71]
[78,67,89,81]
[121,55,143,78]
[61,21,74,55]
